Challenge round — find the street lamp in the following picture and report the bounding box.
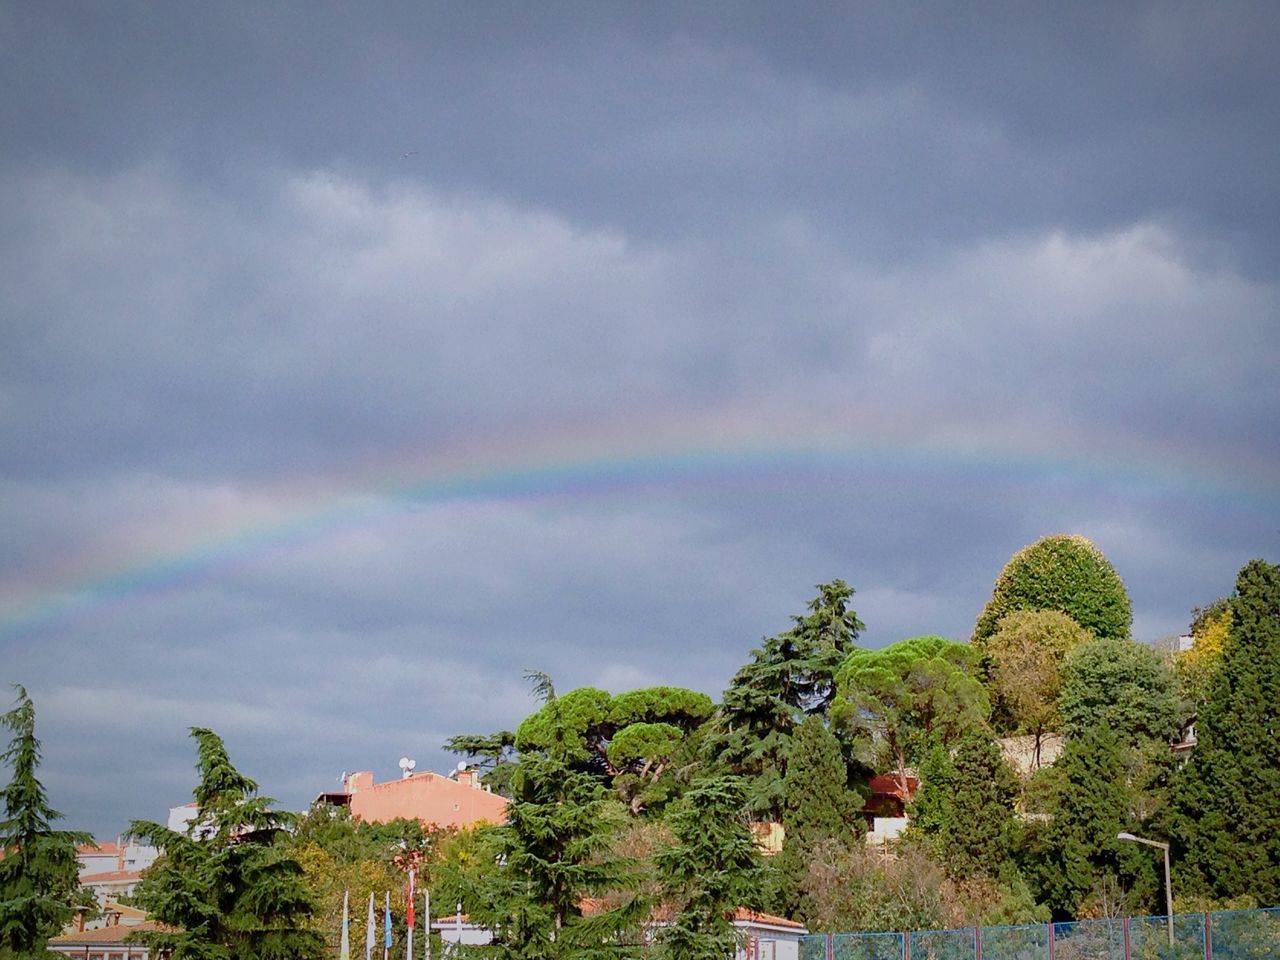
[1117,832,1174,946]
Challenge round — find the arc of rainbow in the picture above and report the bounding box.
[1,437,1274,643]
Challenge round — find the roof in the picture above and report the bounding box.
[867,774,919,800]
[77,841,121,856]
[732,908,807,931]
[52,920,167,944]
[80,869,143,884]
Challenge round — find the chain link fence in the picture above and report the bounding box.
[796,906,1278,960]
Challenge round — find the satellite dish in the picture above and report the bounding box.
[399,757,417,778]
[456,761,467,773]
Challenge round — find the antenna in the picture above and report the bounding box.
[399,757,417,779]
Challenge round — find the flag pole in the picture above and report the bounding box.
[424,889,431,960]
[406,867,415,960]
[340,890,350,960]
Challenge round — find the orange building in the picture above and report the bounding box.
[316,768,508,829]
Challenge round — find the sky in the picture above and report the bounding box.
[1,3,1277,839]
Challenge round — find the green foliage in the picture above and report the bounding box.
[1173,559,1280,904]
[1024,724,1154,919]
[1177,598,1232,713]
[655,777,763,960]
[797,838,950,933]
[908,729,1019,879]
[515,684,713,814]
[1058,637,1180,746]
[833,635,988,801]
[127,728,322,960]
[467,753,643,960]
[443,730,518,797]
[0,685,91,957]
[703,581,863,819]
[777,717,857,921]
[986,609,1093,750]
[973,534,1132,648]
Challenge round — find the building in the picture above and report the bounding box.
[48,919,164,959]
[77,840,159,880]
[78,868,144,904]
[862,773,918,844]
[316,767,508,829]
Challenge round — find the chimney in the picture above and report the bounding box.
[347,771,374,793]
[457,769,477,789]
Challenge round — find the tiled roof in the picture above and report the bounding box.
[77,840,121,856]
[52,920,166,943]
[80,869,143,884]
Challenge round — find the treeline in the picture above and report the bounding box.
[2,538,1276,960]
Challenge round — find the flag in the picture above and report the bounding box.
[406,868,415,929]
[339,890,350,960]
[406,868,415,960]
[385,891,393,952]
[366,892,376,960]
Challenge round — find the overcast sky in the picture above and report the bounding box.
[2,3,1278,839]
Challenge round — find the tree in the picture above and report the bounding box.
[444,730,518,797]
[128,728,322,960]
[833,635,989,802]
[972,535,1132,648]
[1173,559,1280,904]
[1177,598,1231,713]
[908,730,1019,879]
[655,777,763,960]
[1057,637,1179,747]
[463,673,644,960]
[0,685,90,957]
[705,582,864,819]
[1025,724,1154,919]
[777,717,857,921]
[986,610,1092,765]
[515,685,714,814]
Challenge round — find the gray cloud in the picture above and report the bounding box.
[1,4,1277,837]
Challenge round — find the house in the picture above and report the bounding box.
[315,767,508,829]
[77,839,159,880]
[78,868,144,904]
[48,919,164,959]
[862,773,918,844]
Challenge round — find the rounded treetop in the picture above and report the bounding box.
[972,534,1132,646]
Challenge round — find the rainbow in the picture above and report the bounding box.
[2,425,1274,643]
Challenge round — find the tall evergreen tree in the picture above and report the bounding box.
[466,672,644,960]
[127,728,322,960]
[706,582,863,819]
[909,730,1018,879]
[1173,558,1280,903]
[777,716,856,921]
[656,777,763,960]
[0,685,90,957]
[1026,724,1153,918]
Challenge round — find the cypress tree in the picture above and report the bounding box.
[778,716,856,921]
[911,730,1018,879]
[1173,559,1280,903]
[0,685,90,956]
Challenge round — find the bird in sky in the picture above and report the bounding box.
[400,150,419,159]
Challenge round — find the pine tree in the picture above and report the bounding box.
[705,582,863,819]
[127,728,322,960]
[1173,559,1280,903]
[656,777,763,960]
[0,685,90,957]
[777,716,856,922]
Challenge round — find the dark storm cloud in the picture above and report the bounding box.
[1,4,1278,836]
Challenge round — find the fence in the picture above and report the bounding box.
[797,907,1279,960]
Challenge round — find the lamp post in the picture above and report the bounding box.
[1117,832,1173,946]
